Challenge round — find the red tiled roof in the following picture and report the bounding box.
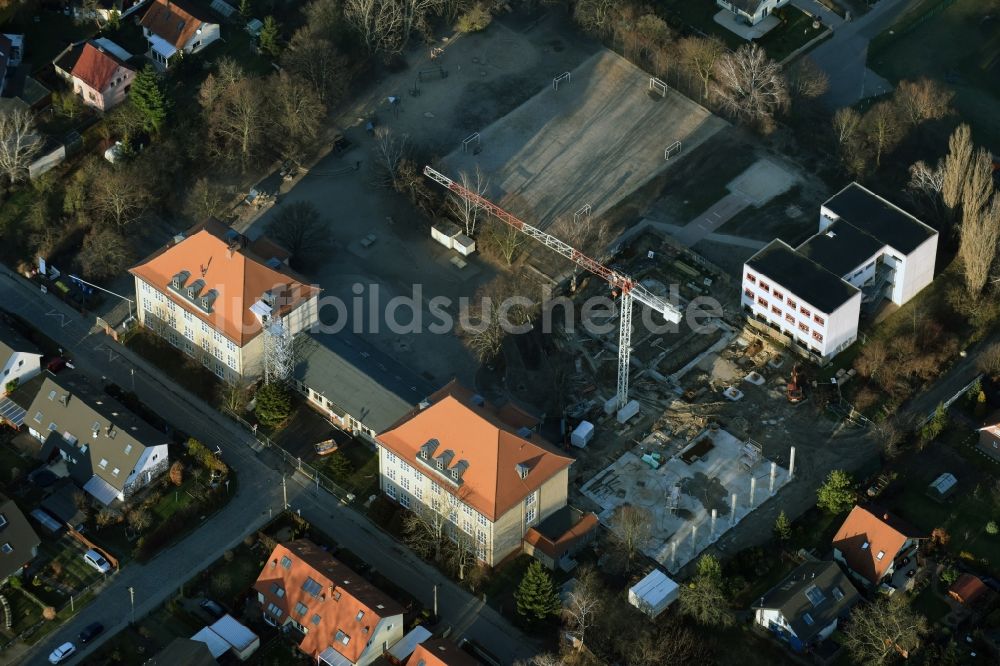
[377,381,574,522]
[254,540,403,663]
[129,219,318,346]
[523,511,598,560]
[140,0,213,49]
[406,639,481,666]
[832,506,922,584]
[70,43,131,92]
[948,574,988,605]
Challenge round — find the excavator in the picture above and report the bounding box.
[787,365,805,403]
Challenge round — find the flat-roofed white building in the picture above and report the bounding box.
[742,183,938,361]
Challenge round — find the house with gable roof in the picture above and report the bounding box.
[406,639,482,666]
[832,506,924,591]
[377,380,590,566]
[129,219,320,382]
[139,0,220,69]
[0,495,41,584]
[53,39,136,111]
[752,560,860,652]
[254,539,404,666]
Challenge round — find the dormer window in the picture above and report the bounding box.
[170,270,190,290]
[436,459,443,470]
[516,463,530,480]
[186,279,205,300]
[451,469,459,480]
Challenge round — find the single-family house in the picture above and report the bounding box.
[752,561,860,652]
[832,506,923,590]
[53,39,136,111]
[144,637,218,666]
[977,410,1000,463]
[742,183,938,361]
[139,0,221,69]
[406,639,482,666]
[717,0,791,26]
[0,323,42,395]
[0,495,41,584]
[255,540,405,666]
[129,219,320,382]
[377,380,586,566]
[292,331,433,443]
[24,373,170,504]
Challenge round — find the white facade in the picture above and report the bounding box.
[1,349,41,392]
[754,608,838,643]
[742,267,861,359]
[717,0,790,25]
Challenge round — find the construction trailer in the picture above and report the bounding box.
[628,569,679,618]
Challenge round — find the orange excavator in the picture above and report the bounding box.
[787,365,805,403]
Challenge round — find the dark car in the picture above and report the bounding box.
[199,599,225,618]
[78,622,104,643]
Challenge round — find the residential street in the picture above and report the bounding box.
[0,270,539,666]
[809,0,913,108]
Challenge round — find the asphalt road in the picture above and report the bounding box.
[0,270,538,666]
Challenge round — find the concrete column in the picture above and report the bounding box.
[690,524,698,557]
[749,476,756,507]
[789,446,796,479]
[730,493,738,525]
[770,462,777,496]
[710,508,718,540]
[671,541,677,569]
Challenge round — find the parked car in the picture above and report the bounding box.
[83,549,112,574]
[48,642,76,664]
[78,622,104,643]
[199,599,225,618]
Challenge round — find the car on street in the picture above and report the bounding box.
[83,549,112,574]
[48,642,76,664]
[78,621,104,643]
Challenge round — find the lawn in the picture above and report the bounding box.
[868,0,1000,147]
[195,543,264,610]
[911,584,951,625]
[671,148,758,222]
[756,7,827,63]
[36,535,106,594]
[124,329,218,402]
[6,12,95,72]
[1,585,43,635]
[316,440,380,499]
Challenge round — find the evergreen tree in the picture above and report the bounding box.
[679,555,733,627]
[774,510,792,541]
[255,382,292,428]
[239,0,251,19]
[259,17,282,58]
[515,561,561,622]
[129,65,168,133]
[817,470,856,514]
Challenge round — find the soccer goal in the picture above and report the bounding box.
[462,132,481,154]
[665,141,682,160]
[574,204,592,224]
[552,72,571,91]
[649,77,668,97]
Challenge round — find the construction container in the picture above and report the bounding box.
[616,399,640,423]
[570,421,594,448]
[628,569,678,618]
[431,222,462,249]
[453,233,476,256]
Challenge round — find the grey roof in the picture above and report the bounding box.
[0,322,40,364]
[822,183,937,255]
[0,495,41,581]
[26,373,166,493]
[752,561,860,644]
[293,332,434,433]
[727,0,766,14]
[143,638,218,666]
[534,505,586,541]
[746,240,860,314]
[797,219,886,278]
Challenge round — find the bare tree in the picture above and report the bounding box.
[185,178,230,221]
[907,160,946,221]
[855,339,890,387]
[892,78,953,128]
[678,36,726,101]
[862,100,902,167]
[269,72,326,162]
[201,64,268,166]
[0,108,41,183]
[787,56,829,101]
[345,0,443,55]
[977,342,1000,378]
[459,274,535,362]
[608,504,652,573]
[843,596,927,665]
[78,228,135,282]
[371,127,408,187]
[832,107,863,147]
[712,44,789,132]
[482,218,526,266]
[573,0,619,39]
[448,166,489,236]
[264,201,334,272]
[961,148,996,225]
[959,194,1000,295]
[446,530,477,580]
[90,168,153,231]
[871,415,909,459]
[679,555,733,627]
[126,507,152,534]
[282,30,351,104]
[942,124,974,221]
[563,565,602,652]
[403,505,448,561]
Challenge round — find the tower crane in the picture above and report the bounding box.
[423,165,682,411]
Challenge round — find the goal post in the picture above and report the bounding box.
[462,132,480,154]
[649,77,668,97]
[552,72,571,91]
[665,141,682,160]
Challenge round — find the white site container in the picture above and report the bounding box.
[617,399,640,424]
[628,569,679,618]
[571,421,594,448]
[431,222,462,249]
[453,233,477,256]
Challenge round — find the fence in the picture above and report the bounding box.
[222,408,354,503]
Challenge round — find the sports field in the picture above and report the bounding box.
[440,49,728,230]
[869,0,1000,147]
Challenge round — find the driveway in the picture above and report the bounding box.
[808,0,914,108]
[0,271,540,666]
